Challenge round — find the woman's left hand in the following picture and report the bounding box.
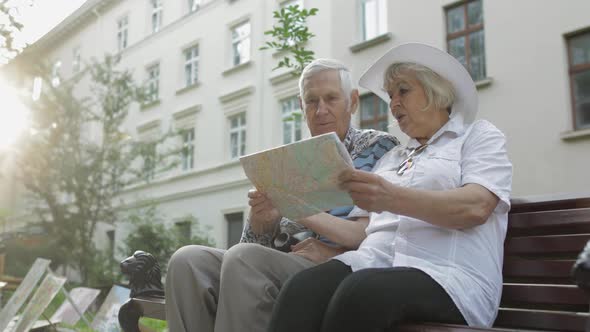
[339,169,395,213]
[290,238,346,263]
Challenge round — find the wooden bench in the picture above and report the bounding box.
[400,195,590,332]
[120,195,590,332]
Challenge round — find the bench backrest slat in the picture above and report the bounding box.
[492,196,590,332]
[504,234,590,256]
[503,257,575,282]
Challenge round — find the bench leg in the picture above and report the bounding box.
[119,299,143,332]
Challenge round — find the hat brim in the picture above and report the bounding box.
[359,43,478,124]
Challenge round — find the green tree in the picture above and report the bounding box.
[14,55,179,283]
[120,203,215,274]
[260,4,318,77]
[0,0,30,64]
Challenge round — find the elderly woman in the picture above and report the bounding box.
[267,43,512,332]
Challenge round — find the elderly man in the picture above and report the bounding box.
[165,59,399,332]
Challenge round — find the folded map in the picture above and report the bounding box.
[239,132,354,221]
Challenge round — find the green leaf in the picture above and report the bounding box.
[260,5,319,77]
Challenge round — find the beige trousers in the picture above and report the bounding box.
[165,243,316,332]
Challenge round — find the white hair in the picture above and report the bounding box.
[384,62,456,113]
[298,58,355,111]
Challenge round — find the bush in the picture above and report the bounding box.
[120,204,215,274]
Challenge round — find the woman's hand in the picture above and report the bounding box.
[290,238,347,264]
[248,189,282,235]
[339,169,396,214]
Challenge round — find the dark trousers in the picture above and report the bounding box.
[267,260,466,332]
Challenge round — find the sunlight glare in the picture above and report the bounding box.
[0,77,30,151]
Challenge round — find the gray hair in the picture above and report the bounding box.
[384,62,455,113]
[298,58,355,111]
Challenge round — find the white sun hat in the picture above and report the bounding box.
[359,42,478,124]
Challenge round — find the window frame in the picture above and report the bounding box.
[72,47,81,73]
[174,220,192,242]
[228,112,247,159]
[32,76,42,101]
[230,20,251,66]
[117,15,129,51]
[51,60,62,87]
[146,63,160,103]
[181,128,195,170]
[359,93,389,131]
[566,28,590,130]
[188,0,200,12]
[281,96,303,144]
[143,142,157,181]
[183,45,199,87]
[445,0,486,81]
[359,0,387,41]
[224,212,244,249]
[151,0,163,33]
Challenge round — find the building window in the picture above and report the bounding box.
[51,60,62,87]
[143,143,156,181]
[175,220,192,243]
[184,45,199,87]
[229,113,246,159]
[117,16,129,51]
[188,0,200,12]
[106,230,115,254]
[281,96,302,144]
[225,212,243,248]
[72,47,81,73]
[231,21,251,66]
[360,0,386,41]
[32,76,42,101]
[151,0,163,33]
[181,128,195,170]
[146,64,160,103]
[360,94,389,132]
[568,30,590,130]
[445,0,486,81]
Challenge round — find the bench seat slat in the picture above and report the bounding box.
[500,284,588,309]
[494,308,587,332]
[134,297,166,321]
[398,322,534,331]
[504,234,590,255]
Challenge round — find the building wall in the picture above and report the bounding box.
[4,0,590,252]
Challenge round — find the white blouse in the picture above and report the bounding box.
[334,116,513,327]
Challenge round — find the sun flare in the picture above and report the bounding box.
[0,77,30,151]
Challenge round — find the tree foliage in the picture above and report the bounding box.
[120,203,215,274]
[260,4,318,77]
[15,55,179,283]
[0,0,29,64]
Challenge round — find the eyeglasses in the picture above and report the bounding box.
[397,144,428,175]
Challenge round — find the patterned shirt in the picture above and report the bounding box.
[240,127,400,246]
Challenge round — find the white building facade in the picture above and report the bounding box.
[3,0,590,250]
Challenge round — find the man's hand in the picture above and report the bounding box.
[339,169,394,213]
[290,238,346,264]
[248,189,282,235]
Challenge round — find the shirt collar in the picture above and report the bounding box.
[406,114,466,149]
[343,127,358,153]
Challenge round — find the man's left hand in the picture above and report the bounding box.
[290,238,346,264]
